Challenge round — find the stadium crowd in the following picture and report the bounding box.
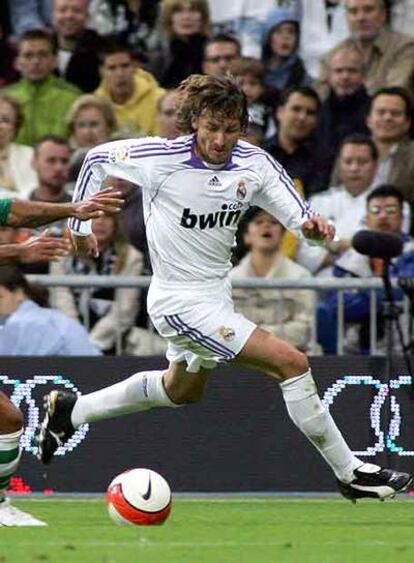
[0,0,413,356]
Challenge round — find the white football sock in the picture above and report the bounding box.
[0,429,22,500]
[71,370,178,427]
[280,370,361,483]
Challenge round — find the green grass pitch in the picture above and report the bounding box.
[0,497,413,563]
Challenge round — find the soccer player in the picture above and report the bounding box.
[0,188,123,526]
[38,74,412,502]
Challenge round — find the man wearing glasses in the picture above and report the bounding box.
[319,184,414,354]
[202,34,241,77]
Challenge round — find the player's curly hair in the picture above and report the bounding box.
[176,74,248,134]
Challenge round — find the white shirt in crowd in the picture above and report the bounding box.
[231,251,314,351]
[296,184,411,274]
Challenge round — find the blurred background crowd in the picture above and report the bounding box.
[0,0,413,357]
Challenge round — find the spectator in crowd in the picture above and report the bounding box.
[52,0,103,93]
[318,185,414,354]
[231,207,314,352]
[261,7,312,91]
[67,95,117,153]
[18,135,72,274]
[202,34,241,77]
[316,45,371,175]
[229,57,275,141]
[157,89,180,139]
[50,213,143,354]
[299,0,348,79]
[8,0,52,38]
[263,86,331,197]
[0,265,101,355]
[317,0,414,99]
[367,87,414,205]
[149,0,210,89]
[95,43,164,137]
[21,135,72,274]
[28,135,72,207]
[296,134,379,274]
[2,29,80,146]
[66,94,116,183]
[0,95,38,198]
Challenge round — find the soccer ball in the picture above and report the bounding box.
[106,468,172,526]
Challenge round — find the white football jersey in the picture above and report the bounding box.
[69,135,313,282]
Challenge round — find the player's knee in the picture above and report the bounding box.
[280,350,309,380]
[1,401,23,433]
[164,368,207,405]
[171,386,205,405]
[166,379,206,404]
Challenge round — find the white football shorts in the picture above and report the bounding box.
[147,276,256,373]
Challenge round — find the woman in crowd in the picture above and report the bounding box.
[66,94,117,190]
[50,213,143,354]
[261,8,312,91]
[0,95,38,198]
[67,94,117,153]
[150,0,210,88]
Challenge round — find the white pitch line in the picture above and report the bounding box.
[13,497,414,504]
[7,540,411,548]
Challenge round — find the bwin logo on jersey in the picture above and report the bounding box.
[180,204,242,230]
[208,175,222,187]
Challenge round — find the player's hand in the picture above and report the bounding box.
[73,187,124,221]
[301,216,335,243]
[70,232,99,258]
[18,230,71,263]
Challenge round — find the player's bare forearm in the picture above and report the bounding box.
[7,188,124,228]
[6,200,77,228]
[0,243,25,263]
[0,233,70,264]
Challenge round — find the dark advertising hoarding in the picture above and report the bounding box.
[2,356,414,492]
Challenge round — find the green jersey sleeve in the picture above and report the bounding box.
[0,198,11,226]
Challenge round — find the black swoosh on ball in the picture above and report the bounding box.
[142,475,152,501]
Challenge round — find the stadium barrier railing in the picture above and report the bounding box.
[27,275,412,356]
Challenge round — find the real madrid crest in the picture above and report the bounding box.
[218,326,235,342]
[236,179,247,200]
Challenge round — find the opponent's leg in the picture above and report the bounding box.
[37,364,209,464]
[0,392,46,526]
[237,328,412,501]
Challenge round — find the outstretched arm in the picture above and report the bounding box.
[0,231,70,264]
[6,188,123,228]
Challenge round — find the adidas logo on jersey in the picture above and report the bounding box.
[208,175,222,187]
